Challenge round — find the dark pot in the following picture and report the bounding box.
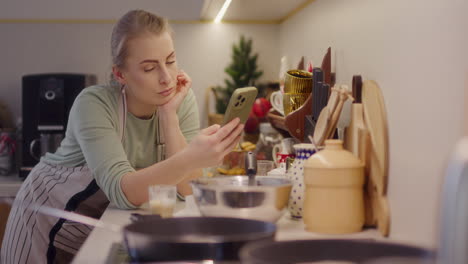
[123,216,276,262]
[239,239,435,264]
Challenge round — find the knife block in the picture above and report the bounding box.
[284,93,312,141]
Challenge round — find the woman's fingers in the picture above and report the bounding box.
[215,118,240,141]
[201,124,220,135]
[159,71,192,112]
[188,118,244,168]
[181,70,192,87]
[219,123,244,150]
[222,134,242,158]
[176,70,191,95]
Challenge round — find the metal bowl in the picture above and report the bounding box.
[190,176,292,222]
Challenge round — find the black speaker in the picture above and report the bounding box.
[20,73,96,178]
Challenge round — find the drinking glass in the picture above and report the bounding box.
[257,160,275,176]
[148,185,177,218]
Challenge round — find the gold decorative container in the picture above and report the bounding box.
[283,93,310,116]
[303,139,365,234]
[284,70,313,94]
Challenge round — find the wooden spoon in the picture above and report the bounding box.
[324,86,353,142]
[312,106,330,146]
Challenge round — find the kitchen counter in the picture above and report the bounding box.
[72,196,383,264]
[0,173,23,197]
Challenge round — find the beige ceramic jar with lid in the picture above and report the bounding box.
[303,139,365,234]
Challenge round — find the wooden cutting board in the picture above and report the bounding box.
[361,80,389,196]
[365,176,390,236]
[344,79,390,236]
[344,75,364,153]
[359,119,390,236]
[345,104,366,155]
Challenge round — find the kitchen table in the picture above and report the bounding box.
[72,196,383,264]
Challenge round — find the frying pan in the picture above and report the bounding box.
[2,198,276,262]
[240,239,435,264]
[124,215,275,262]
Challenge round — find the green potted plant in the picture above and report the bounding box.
[209,35,263,125]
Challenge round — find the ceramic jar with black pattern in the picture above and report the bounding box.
[287,143,317,219]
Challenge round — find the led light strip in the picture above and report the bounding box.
[214,0,233,24]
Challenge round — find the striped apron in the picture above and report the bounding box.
[1,87,165,264]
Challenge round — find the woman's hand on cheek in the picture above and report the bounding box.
[183,118,244,169]
[159,70,192,116]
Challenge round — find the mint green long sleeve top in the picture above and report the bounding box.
[42,85,200,209]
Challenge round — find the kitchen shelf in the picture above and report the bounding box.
[266,109,291,138]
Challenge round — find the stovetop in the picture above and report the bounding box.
[105,243,239,264]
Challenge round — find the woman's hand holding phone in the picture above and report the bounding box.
[183,118,244,169]
[183,87,257,169]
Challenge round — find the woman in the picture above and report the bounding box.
[1,9,243,264]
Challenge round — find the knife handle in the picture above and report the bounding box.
[352,75,363,104]
[312,68,323,122]
[313,81,323,121]
[313,68,323,83]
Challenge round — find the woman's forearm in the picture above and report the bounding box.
[121,114,243,206]
[177,169,203,196]
[121,112,199,205]
[159,112,187,157]
[120,150,195,206]
[159,111,200,195]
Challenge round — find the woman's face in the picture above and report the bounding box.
[119,31,178,111]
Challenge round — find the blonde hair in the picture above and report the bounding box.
[109,10,172,84]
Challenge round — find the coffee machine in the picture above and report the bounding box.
[20,73,96,178]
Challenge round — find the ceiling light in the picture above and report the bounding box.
[214,0,232,24]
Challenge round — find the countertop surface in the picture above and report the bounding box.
[72,196,383,264]
[0,173,23,197]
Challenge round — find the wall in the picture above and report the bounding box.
[279,0,468,247]
[0,22,279,128]
[173,23,279,127]
[465,78,468,136]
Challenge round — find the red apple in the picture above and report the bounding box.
[252,98,271,118]
[244,110,259,133]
